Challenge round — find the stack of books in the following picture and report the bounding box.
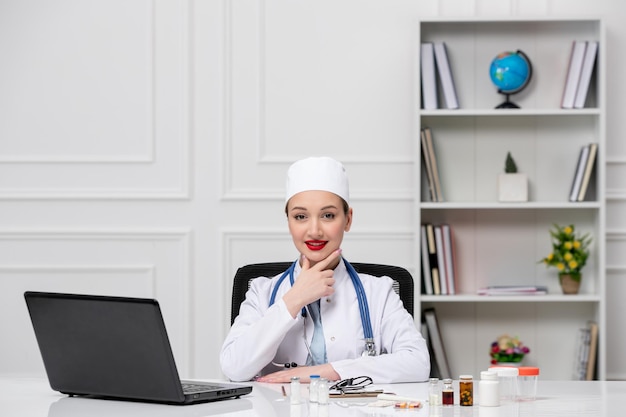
[420,223,456,295]
[569,143,598,202]
[561,40,599,109]
[420,127,443,202]
[420,42,459,110]
[476,285,548,296]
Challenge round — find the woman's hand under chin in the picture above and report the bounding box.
[255,364,340,384]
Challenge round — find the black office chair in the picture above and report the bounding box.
[230,262,414,325]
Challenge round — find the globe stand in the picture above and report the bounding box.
[495,92,520,109]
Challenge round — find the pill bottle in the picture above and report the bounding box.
[479,371,500,407]
[317,378,329,405]
[442,378,454,406]
[429,377,442,406]
[489,366,518,402]
[290,377,301,404]
[459,375,473,406]
[517,367,539,401]
[309,375,320,402]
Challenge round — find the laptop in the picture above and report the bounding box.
[24,291,252,405]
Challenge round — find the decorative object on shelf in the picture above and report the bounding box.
[498,152,528,202]
[539,224,591,295]
[490,334,530,365]
[489,50,533,109]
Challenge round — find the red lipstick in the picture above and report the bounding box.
[305,240,327,251]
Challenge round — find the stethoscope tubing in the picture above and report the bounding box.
[268,257,375,343]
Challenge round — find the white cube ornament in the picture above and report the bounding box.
[498,173,528,202]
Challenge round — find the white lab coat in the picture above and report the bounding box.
[220,259,430,383]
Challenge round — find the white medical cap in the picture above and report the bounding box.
[285,157,350,203]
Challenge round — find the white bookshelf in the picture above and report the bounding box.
[415,18,605,381]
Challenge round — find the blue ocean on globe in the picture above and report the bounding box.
[489,51,531,93]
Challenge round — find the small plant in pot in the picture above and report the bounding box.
[498,152,528,202]
[539,224,591,294]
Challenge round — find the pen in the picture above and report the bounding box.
[281,385,287,397]
[377,393,424,404]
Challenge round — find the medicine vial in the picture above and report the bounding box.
[442,378,454,406]
[459,375,474,406]
[317,378,329,405]
[309,375,320,402]
[428,377,442,406]
[290,377,301,404]
[479,371,500,407]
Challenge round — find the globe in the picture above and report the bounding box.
[489,50,533,109]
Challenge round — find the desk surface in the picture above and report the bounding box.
[2,376,625,417]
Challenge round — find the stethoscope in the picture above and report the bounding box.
[268,257,377,368]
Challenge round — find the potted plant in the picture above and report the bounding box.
[498,152,528,202]
[539,224,591,294]
[489,334,530,365]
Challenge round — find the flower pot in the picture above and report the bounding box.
[560,273,581,295]
[498,173,528,202]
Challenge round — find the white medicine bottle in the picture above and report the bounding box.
[479,371,500,407]
[429,377,442,406]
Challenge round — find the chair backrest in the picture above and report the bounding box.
[230,262,414,325]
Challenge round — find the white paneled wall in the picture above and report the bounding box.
[1,0,626,380]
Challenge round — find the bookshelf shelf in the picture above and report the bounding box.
[416,18,605,382]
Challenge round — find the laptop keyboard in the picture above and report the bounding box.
[181,383,222,393]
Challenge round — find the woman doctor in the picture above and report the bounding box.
[220,157,430,383]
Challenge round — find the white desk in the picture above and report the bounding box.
[2,376,625,416]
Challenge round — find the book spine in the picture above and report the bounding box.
[433,42,459,109]
[420,43,438,110]
[569,145,590,202]
[424,127,444,202]
[421,129,437,202]
[561,40,587,109]
[577,143,598,201]
[574,41,599,109]
[434,225,448,295]
[426,223,440,295]
[442,224,456,295]
[420,225,434,295]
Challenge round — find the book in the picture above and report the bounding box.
[477,285,548,296]
[433,42,459,109]
[569,144,590,202]
[420,225,434,295]
[434,225,448,295]
[441,224,456,295]
[423,127,444,202]
[420,42,438,110]
[561,40,587,109]
[423,308,452,379]
[420,129,437,202]
[574,41,599,109]
[577,143,598,201]
[585,321,599,380]
[425,224,441,295]
[573,327,590,380]
[421,318,440,378]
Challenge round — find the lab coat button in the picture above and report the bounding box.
[326,298,331,303]
[330,336,336,342]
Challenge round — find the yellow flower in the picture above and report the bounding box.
[564,226,573,235]
[547,253,554,261]
[564,241,573,250]
[557,263,565,271]
[569,260,578,269]
[573,241,581,249]
[564,253,573,261]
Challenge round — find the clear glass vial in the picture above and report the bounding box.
[317,377,329,405]
[459,375,473,406]
[290,377,301,404]
[442,378,454,406]
[429,377,442,406]
[309,375,320,402]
